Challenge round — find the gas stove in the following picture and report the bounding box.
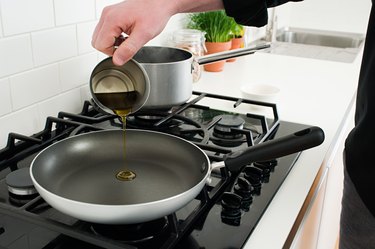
[0,91,309,249]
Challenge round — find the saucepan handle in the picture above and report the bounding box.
[224,126,325,172]
[195,43,271,65]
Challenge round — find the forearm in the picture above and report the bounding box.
[92,0,303,65]
[171,0,224,14]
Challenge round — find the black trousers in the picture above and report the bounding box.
[339,151,375,249]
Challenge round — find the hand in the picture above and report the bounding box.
[92,0,178,65]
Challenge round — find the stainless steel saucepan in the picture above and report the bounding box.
[132,43,270,109]
[90,43,270,115]
[30,126,324,224]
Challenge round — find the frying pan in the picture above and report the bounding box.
[30,127,324,224]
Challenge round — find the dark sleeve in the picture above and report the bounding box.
[222,0,303,27]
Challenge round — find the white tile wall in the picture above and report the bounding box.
[54,0,95,26]
[0,0,54,36]
[37,88,82,121]
[0,0,184,148]
[32,26,78,66]
[10,64,61,110]
[80,85,91,103]
[0,12,3,37]
[59,52,98,91]
[0,106,42,148]
[0,35,33,78]
[0,78,12,116]
[77,21,97,54]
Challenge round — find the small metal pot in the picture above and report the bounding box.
[90,57,150,115]
[133,43,270,110]
[89,43,270,114]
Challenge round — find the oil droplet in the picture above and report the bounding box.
[116,170,136,181]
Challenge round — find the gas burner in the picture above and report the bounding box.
[0,92,307,249]
[210,115,248,147]
[90,217,169,243]
[211,136,248,148]
[213,115,245,139]
[5,168,38,207]
[8,192,37,207]
[127,112,210,144]
[5,168,37,196]
[127,114,183,130]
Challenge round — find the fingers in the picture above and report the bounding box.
[112,40,138,66]
[92,15,148,65]
[91,14,104,48]
[95,26,123,56]
[92,0,171,65]
[92,6,123,56]
[112,30,151,65]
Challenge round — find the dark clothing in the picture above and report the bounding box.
[223,0,302,27]
[340,152,375,249]
[345,3,375,217]
[223,0,375,216]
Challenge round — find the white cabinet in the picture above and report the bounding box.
[289,103,355,249]
[290,167,328,249]
[316,106,354,249]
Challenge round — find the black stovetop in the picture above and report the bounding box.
[0,92,309,249]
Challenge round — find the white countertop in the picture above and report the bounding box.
[192,49,362,248]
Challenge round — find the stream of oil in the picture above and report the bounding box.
[95,91,140,181]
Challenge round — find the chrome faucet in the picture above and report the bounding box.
[264,8,278,42]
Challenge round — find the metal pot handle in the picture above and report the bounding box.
[194,43,271,66]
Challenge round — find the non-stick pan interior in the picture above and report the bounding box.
[31,129,209,205]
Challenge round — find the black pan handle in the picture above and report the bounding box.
[224,126,325,172]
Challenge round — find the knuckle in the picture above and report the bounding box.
[101,6,112,16]
[125,41,138,55]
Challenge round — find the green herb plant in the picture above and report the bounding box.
[230,21,244,39]
[187,11,237,43]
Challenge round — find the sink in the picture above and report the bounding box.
[276,27,364,49]
[253,27,365,63]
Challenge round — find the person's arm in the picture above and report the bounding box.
[91,0,302,66]
[92,0,225,66]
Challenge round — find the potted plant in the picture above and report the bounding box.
[187,11,234,72]
[227,22,245,62]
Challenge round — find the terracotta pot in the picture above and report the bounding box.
[227,37,244,62]
[204,41,232,72]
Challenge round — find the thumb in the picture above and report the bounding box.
[112,33,147,66]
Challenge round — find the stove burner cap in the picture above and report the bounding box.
[91,217,169,243]
[216,115,245,131]
[213,115,246,140]
[5,168,37,196]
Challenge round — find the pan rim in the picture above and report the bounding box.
[133,46,193,65]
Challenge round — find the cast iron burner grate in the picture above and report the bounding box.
[0,91,306,249]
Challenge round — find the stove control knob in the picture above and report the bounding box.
[221,192,242,226]
[234,177,253,211]
[253,159,278,172]
[243,166,262,195]
[253,164,271,182]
